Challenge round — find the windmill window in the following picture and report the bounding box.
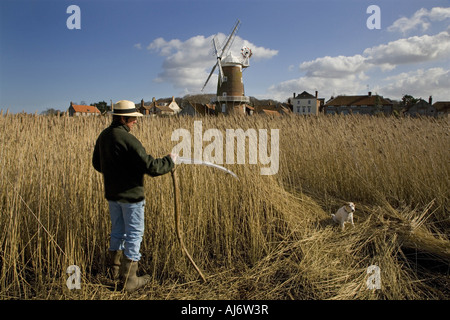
[223,92,227,97]
[223,76,227,82]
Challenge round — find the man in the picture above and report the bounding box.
[92,100,177,292]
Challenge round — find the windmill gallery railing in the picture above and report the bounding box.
[213,95,251,103]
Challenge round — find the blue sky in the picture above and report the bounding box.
[1,0,449,113]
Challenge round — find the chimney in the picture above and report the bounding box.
[293,93,296,98]
[368,92,372,97]
[141,99,144,108]
[315,91,318,98]
[429,95,432,105]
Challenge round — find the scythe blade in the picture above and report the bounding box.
[175,157,238,179]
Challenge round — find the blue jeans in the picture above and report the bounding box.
[108,200,145,261]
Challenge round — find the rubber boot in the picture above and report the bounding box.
[108,250,123,280]
[120,257,151,292]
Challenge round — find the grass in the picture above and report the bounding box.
[0,112,449,300]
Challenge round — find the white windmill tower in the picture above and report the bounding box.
[202,20,253,115]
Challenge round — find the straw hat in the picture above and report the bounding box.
[110,100,143,117]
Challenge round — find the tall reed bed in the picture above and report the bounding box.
[0,113,448,299]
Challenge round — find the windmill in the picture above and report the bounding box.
[202,19,252,115]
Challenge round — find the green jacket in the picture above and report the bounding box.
[92,121,174,203]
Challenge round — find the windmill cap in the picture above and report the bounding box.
[110,100,143,117]
[222,53,242,65]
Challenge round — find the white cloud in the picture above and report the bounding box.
[265,20,450,102]
[297,30,450,77]
[267,75,367,102]
[147,37,183,56]
[299,55,368,78]
[147,34,278,94]
[388,7,450,34]
[376,67,450,100]
[265,54,369,101]
[364,30,450,68]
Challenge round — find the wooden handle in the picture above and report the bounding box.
[171,168,207,283]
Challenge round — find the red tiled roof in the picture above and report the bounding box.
[353,96,392,106]
[325,95,366,106]
[156,105,174,112]
[325,95,392,106]
[433,101,450,112]
[186,102,215,115]
[261,109,281,116]
[71,104,100,113]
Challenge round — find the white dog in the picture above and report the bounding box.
[332,202,355,230]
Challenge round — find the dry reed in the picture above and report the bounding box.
[0,112,448,300]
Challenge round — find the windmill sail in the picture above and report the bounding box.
[201,20,240,92]
[219,19,240,58]
[213,38,224,86]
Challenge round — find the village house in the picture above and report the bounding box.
[179,101,216,116]
[254,103,291,116]
[404,96,450,117]
[404,97,436,117]
[433,101,450,117]
[139,97,181,116]
[138,99,152,115]
[290,91,324,115]
[324,92,393,115]
[68,102,100,116]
